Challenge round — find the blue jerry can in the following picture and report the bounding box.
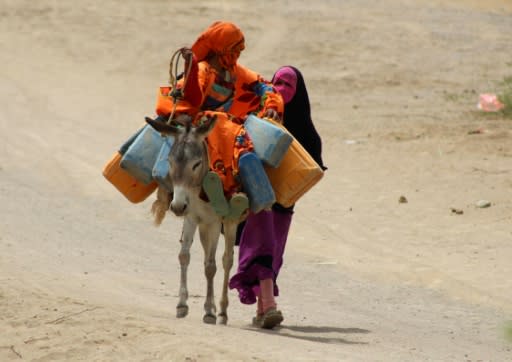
[152,136,174,192]
[120,125,166,185]
[238,152,276,213]
[244,115,293,168]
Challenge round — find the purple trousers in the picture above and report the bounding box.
[228,209,292,304]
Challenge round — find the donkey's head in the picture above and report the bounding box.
[146,114,217,216]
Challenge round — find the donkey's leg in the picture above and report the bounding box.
[218,220,237,325]
[176,217,196,318]
[198,222,221,324]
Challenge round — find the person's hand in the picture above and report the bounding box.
[263,108,280,122]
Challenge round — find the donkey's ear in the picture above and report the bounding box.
[145,117,180,136]
[195,114,217,136]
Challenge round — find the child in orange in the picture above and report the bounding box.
[152,21,283,219]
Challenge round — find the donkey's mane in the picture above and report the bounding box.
[172,126,204,163]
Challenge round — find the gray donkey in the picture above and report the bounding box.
[146,114,246,325]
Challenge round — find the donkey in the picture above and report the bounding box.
[146,114,243,325]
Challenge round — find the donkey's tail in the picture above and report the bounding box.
[151,186,172,226]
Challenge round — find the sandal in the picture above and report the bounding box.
[252,308,283,329]
[202,171,229,216]
[252,313,264,327]
[226,192,249,220]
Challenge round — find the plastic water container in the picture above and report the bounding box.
[152,136,174,192]
[120,124,166,185]
[238,152,276,213]
[102,151,158,203]
[264,124,324,208]
[477,93,505,112]
[244,115,293,168]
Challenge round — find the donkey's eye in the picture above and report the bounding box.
[192,161,202,171]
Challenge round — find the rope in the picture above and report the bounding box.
[167,48,194,124]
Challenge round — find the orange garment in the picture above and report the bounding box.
[230,64,283,119]
[191,21,245,70]
[154,21,283,196]
[156,86,200,117]
[154,61,282,196]
[193,111,253,197]
[156,62,283,120]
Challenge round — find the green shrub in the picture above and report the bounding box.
[505,321,512,342]
[497,76,512,118]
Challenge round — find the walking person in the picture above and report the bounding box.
[229,65,327,328]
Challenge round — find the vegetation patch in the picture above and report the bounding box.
[496,76,512,119]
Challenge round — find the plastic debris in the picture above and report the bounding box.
[475,200,491,208]
[477,93,504,112]
[344,139,359,145]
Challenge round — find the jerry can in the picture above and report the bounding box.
[152,136,175,192]
[238,152,276,213]
[120,125,166,184]
[102,151,158,203]
[264,122,324,208]
[244,115,293,168]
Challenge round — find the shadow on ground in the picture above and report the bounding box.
[242,324,371,345]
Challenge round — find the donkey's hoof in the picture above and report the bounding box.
[218,313,228,325]
[176,305,189,318]
[203,313,217,324]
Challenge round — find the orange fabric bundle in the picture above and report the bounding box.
[193,111,254,197]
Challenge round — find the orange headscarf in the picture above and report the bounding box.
[191,21,245,69]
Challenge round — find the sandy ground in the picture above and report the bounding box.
[1,0,512,361]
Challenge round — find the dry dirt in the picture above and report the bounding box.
[1,0,512,361]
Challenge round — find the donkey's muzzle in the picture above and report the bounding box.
[170,201,188,216]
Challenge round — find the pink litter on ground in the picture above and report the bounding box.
[477,93,505,112]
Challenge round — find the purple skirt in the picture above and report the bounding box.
[228,209,292,304]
